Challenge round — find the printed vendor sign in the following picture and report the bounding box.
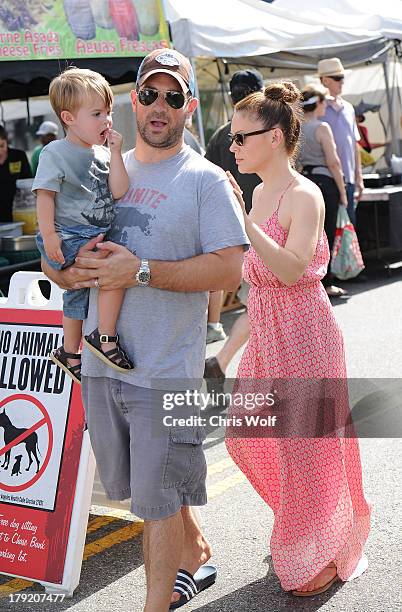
[0,308,85,584]
[0,0,170,60]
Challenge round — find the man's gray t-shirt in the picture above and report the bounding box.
[82,145,248,390]
[32,139,115,234]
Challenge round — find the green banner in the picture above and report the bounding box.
[0,0,170,60]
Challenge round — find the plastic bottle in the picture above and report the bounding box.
[109,0,139,40]
[13,179,37,235]
[63,0,96,40]
[132,0,160,36]
[89,0,113,29]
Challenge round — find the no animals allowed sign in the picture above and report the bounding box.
[0,306,88,586]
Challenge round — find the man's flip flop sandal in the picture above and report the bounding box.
[169,564,217,610]
[83,328,134,372]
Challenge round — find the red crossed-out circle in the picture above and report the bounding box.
[0,394,53,492]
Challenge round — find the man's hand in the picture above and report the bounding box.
[340,192,348,208]
[74,241,140,290]
[355,175,364,201]
[43,232,64,265]
[41,233,106,289]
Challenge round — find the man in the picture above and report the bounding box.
[42,49,247,612]
[204,70,263,387]
[0,125,32,223]
[31,120,59,175]
[318,57,364,226]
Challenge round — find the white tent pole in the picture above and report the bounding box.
[190,58,206,149]
[216,58,232,122]
[382,58,401,157]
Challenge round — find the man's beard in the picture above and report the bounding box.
[137,114,185,149]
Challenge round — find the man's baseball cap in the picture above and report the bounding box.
[230,70,264,94]
[136,49,196,96]
[36,121,59,136]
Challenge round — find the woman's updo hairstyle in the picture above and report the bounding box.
[301,84,327,113]
[235,80,303,157]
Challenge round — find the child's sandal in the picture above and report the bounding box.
[50,346,81,384]
[83,328,134,372]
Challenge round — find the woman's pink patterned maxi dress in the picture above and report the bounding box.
[226,201,371,592]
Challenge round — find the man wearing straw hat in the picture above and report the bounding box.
[318,57,364,225]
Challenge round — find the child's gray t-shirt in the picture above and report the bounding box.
[82,145,249,390]
[32,139,115,235]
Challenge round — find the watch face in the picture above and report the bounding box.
[138,270,150,284]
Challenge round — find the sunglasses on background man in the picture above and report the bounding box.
[136,87,190,109]
[327,75,344,82]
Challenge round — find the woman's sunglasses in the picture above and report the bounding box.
[137,87,188,109]
[328,75,344,82]
[228,127,277,147]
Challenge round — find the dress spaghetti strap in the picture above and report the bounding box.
[275,174,297,213]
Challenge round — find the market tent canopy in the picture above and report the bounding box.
[164,0,402,64]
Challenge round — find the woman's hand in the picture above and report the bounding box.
[226,171,246,215]
[73,241,140,290]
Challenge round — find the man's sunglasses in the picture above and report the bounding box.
[137,87,188,109]
[327,75,344,82]
[228,127,277,147]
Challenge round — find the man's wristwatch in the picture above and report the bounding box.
[135,259,151,286]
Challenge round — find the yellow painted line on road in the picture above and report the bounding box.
[87,515,118,534]
[208,471,246,500]
[207,457,235,476]
[83,520,144,561]
[0,521,145,596]
[0,578,34,597]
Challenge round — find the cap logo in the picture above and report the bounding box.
[155,52,180,67]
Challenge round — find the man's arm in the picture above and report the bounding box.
[73,241,244,292]
[20,151,33,179]
[148,246,243,291]
[355,141,364,200]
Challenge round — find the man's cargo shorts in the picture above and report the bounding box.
[81,377,207,520]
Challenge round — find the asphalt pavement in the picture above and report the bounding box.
[0,264,401,612]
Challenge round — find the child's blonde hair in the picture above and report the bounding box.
[49,67,113,129]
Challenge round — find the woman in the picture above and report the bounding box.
[0,125,32,223]
[298,85,348,298]
[225,81,371,596]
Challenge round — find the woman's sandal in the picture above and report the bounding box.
[83,328,134,373]
[326,285,348,298]
[50,346,81,385]
[292,562,339,597]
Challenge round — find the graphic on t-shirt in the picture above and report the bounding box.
[109,207,156,248]
[81,161,115,228]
